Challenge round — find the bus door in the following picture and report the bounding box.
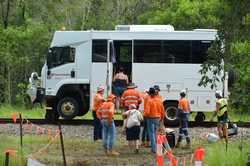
[91,40,114,100]
[112,40,132,83]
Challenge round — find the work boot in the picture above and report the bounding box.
[184,137,191,149]
[145,141,150,147]
[105,149,111,155]
[110,150,120,156]
[175,142,181,148]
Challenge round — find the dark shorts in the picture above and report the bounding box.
[113,86,126,97]
[217,111,228,124]
[126,126,140,140]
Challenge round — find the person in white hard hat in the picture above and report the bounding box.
[211,90,229,144]
[176,89,191,149]
[92,86,105,141]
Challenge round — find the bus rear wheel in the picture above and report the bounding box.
[57,97,79,120]
[164,101,179,125]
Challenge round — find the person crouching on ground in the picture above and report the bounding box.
[144,87,165,153]
[97,94,120,156]
[92,86,105,141]
[122,104,143,154]
[176,90,191,149]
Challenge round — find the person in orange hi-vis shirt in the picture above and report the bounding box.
[92,86,105,141]
[139,89,150,147]
[144,87,165,153]
[97,94,120,156]
[121,83,142,111]
[154,85,163,101]
[176,90,191,149]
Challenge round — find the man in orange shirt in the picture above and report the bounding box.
[144,87,165,153]
[97,94,120,156]
[176,90,191,148]
[121,83,142,111]
[154,85,163,101]
[92,86,105,141]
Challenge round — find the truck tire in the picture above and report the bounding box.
[57,97,79,120]
[164,101,179,125]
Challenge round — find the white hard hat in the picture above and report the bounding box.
[180,89,186,94]
[97,86,105,92]
[215,90,222,98]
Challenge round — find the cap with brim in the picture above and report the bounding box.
[127,83,137,89]
[154,85,160,91]
[148,87,156,96]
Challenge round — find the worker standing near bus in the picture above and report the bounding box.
[176,90,191,148]
[144,87,165,153]
[113,67,129,110]
[154,85,163,101]
[92,86,105,141]
[121,83,142,111]
[97,94,120,156]
[140,89,150,147]
[211,90,229,144]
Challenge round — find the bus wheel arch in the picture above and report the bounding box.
[56,85,88,119]
[163,100,179,125]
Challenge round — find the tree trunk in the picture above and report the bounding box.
[2,0,10,29]
[7,65,11,104]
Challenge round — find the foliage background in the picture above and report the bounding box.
[0,0,249,111]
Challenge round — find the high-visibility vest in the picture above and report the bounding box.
[121,89,142,107]
[217,98,228,117]
[97,102,115,119]
[92,93,104,112]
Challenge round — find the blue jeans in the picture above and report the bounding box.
[101,119,116,150]
[147,118,160,153]
[142,118,149,142]
[178,111,190,143]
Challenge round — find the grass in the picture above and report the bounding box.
[0,104,123,120]
[0,104,249,122]
[1,133,250,166]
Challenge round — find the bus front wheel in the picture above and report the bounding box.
[57,97,79,120]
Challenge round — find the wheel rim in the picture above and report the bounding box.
[61,101,75,116]
[165,106,178,121]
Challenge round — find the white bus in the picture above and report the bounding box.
[41,25,228,123]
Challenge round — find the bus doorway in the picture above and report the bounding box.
[112,40,132,82]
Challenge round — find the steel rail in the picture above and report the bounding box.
[0,118,250,128]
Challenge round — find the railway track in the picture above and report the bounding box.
[1,118,250,128]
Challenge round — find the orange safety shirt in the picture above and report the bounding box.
[96,101,115,121]
[92,93,104,112]
[178,98,190,113]
[155,94,163,102]
[121,89,142,107]
[144,96,165,119]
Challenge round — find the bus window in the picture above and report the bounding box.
[134,40,191,63]
[92,40,107,62]
[47,46,75,69]
[191,41,211,63]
